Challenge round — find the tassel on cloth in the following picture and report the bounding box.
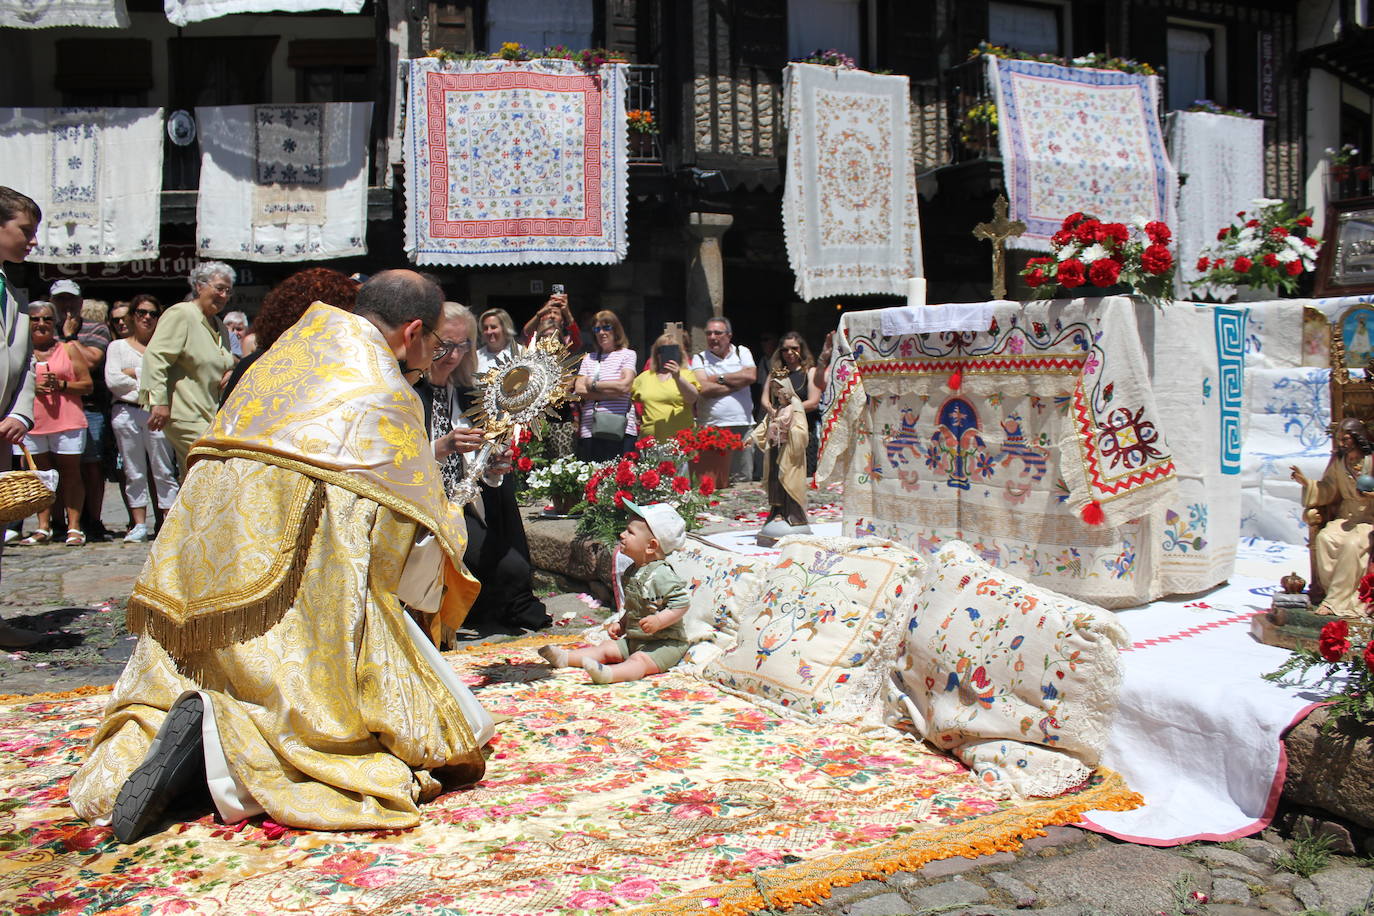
[1081,501,1105,525]
[947,369,962,391]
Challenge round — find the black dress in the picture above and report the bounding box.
[416,378,550,633]
[784,367,819,477]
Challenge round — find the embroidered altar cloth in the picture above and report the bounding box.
[0,108,163,263]
[817,296,1244,608]
[782,63,922,300]
[988,57,1176,252]
[0,0,127,27]
[195,103,371,262]
[403,58,629,267]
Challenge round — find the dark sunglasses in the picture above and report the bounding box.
[134,309,159,318]
[30,316,55,324]
[593,324,615,333]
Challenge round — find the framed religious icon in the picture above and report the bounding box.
[1315,198,1374,296]
[1336,304,1374,370]
[1329,304,1374,430]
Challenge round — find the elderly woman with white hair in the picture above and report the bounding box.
[138,260,235,469]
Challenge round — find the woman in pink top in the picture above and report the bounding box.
[573,309,638,462]
[16,301,92,545]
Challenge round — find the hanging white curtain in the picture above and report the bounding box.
[1166,28,1212,110]
[988,1,1060,55]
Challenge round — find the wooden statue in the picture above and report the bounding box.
[1290,417,1374,616]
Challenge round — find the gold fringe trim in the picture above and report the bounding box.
[126,479,325,660]
[627,769,1144,916]
[0,683,114,704]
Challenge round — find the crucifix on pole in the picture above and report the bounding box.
[973,194,1026,300]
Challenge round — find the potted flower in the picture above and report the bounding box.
[1020,213,1176,303]
[493,41,531,61]
[1327,143,1360,181]
[524,456,596,516]
[1192,199,1321,299]
[673,426,745,491]
[577,437,712,545]
[627,109,658,158]
[959,100,998,156]
[797,48,857,68]
[1265,614,1374,729]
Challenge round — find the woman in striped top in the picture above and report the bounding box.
[573,309,638,461]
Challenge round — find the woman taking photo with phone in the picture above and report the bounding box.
[631,330,699,442]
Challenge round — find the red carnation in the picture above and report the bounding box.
[615,464,635,487]
[1027,256,1053,267]
[625,451,639,462]
[1088,258,1122,287]
[672,475,691,494]
[1233,256,1253,274]
[1236,211,1247,219]
[636,436,655,449]
[1073,219,1103,245]
[698,476,716,496]
[1196,256,1210,272]
[1304,236,1319,248]
[1262,253,1279,268]
[1062,212,1085,230]
[1051,230,1072,247]
[658,460,677,475]
[517,456,533,472]
[1103,223,1130,245]
[1297,215,1314,227]
[1057,259,1086,288]
[613,489,632,508]
[519,428,533,444]
[639,469,661,489]
[1141,244,1173,275]
[1360,571,1374,607]
[1213,258,1227,270]
[1270,226,1289,239]
[509,445,522,458]
[1144,221,1171,245]
[1364,640,1374,672]
[1286,260,1303,276]
[1026,268,1048,288]
[1245,219,1260,228]
[1319,619,1351,662]
[1217,228,1230,241]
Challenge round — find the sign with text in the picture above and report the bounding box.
[36,245,259,286]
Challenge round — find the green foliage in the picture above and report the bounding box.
[1276,828,1336,878]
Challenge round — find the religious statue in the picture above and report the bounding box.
[754,367,811,544]
[1290,417,1374,617]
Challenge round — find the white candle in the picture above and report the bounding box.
[906,277,927,308]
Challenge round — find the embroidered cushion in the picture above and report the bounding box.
[885,540,1128,797]
[703,535,924,723]
[670,541,766,669]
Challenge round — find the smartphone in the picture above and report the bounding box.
[551,283,566,296]
[658,344,681,365]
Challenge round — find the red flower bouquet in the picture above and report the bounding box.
[1192,199,1321,297]
[576,437,711,545]
[1021,213,1175,303]
[673,426,745,458]
[1266,614,1374,728]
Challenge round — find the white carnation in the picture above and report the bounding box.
[1238,237,1262,256]
[1251,197,1284,209]
[1057,244,1080,262]
[1080,243,1109,262]
[1276,248,1298,263]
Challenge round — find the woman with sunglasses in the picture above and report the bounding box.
[770,331,822,475]
[15,301,92,546]
[574,310,638,461]
[105,294,178,542]
[417,302,549,639]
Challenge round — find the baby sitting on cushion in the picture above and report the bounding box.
[540,501,690,683]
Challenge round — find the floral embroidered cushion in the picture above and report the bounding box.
[702,536,924,723]
[667,541,765,670]
[885,540,1129,797]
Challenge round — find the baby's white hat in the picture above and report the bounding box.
[623,499,686,553]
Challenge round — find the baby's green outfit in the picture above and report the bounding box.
[617,558,690,670]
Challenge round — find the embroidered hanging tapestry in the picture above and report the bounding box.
[163,0,361,26]
[0,0,127,27]
[988,57,1177,252]
[1168,111,1265,298]
[195,103,371,262]
[404,58,629,267]
[782,63,923,300]
[817,297,1242,608]
[0,108,162,263]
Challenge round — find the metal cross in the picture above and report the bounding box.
[973,195,1027,300]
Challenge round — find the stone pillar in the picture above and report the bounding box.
[684,211,733,353]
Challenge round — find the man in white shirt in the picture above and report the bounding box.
[690,317,757,483]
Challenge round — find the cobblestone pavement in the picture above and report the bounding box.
[3,486,1372,915]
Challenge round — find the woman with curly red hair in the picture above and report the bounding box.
[219,267,359,404]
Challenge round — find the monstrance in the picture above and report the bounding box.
[451,335,581,505]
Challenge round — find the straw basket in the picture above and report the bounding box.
[0,447,54,526]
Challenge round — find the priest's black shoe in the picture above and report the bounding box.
[111,693,207,844]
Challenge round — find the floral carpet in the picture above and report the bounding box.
[0,638,1139,916]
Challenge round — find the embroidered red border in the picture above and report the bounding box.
[1071,375,1175,499]
[423,69,602,240]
